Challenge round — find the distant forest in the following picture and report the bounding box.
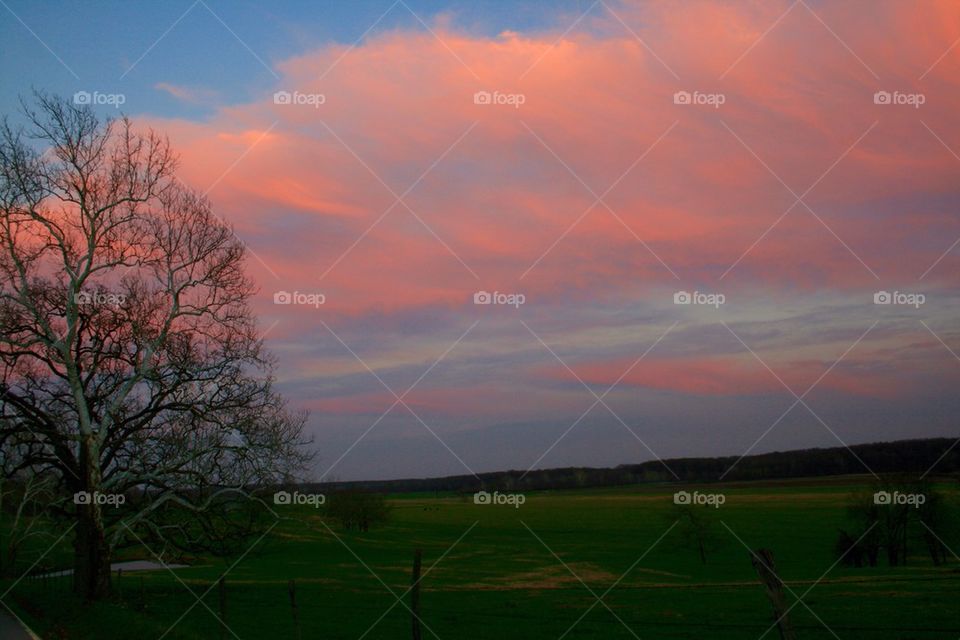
[307,438,960,494]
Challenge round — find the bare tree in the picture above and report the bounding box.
[0,93,311,599]
[326,490,391,532]
[0,469,58,577]
[840,477,952,568]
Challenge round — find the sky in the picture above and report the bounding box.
[2,0,959,481]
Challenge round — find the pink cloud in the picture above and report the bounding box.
[137,0,960,319]
[545,354,906,398]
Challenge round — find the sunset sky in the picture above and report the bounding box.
[2,0,959,480]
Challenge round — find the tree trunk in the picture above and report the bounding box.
[73,505,111,599]
[73,437,111,599]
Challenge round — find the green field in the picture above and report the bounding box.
[7,477,960,639]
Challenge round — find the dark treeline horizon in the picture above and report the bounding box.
[290,437,959,494]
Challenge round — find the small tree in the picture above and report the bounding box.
[840,477,952,568]
[918,489,950,565]
[327,491,390,532]
[843,488,882,567]
[670,502,721,564]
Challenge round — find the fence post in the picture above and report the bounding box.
[288,579,301,640]
[411,549,422,640]
[750,548,797,640]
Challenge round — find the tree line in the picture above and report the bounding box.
[308,437,960,495]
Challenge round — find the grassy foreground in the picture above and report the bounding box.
[7,477,960,639]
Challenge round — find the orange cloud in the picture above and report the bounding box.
[138,0,960,320]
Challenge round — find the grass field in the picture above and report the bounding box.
[7,477,960,639]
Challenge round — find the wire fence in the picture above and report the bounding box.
[11,562,960,638]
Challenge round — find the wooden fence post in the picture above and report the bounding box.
[751,548,797,640]
[411,549,422,640]
[288,579,301,640]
